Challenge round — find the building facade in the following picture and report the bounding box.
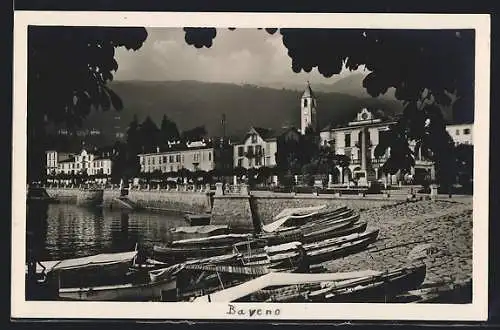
[233,127,277,169]
[137,140,233,174]
[45,150,73,175]
[47,149,112,177]
[232,126,302,170]
[320,108,436,185]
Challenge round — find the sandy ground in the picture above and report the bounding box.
[322,198,473,288]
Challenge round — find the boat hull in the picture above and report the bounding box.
[302,222,367,244]
[306,234,378,265]
[153,245,234,263]
[58,278,177,301]
[323,264,427,303]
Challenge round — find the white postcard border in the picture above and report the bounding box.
[11,11,490,321]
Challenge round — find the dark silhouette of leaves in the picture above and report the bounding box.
[183,27,217,48]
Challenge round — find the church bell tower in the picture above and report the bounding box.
[301,81,317,135]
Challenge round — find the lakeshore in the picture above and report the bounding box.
[30,187,473,302]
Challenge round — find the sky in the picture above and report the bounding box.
[114,28,367,88]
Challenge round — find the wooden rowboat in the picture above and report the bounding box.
[59,261,185,301]
[58,277,178,301]
[153,244,234,262]
[171,233,253,248]
[303,229,379,251]
[36,251,138,288]
[259,263,426,303]
[301,221,367,243]
[305,232,378,264]
[321,263,427,303]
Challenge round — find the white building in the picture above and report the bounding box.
[233,127,278,169]
[47,149,112,177]
[138,141,215,174]
[320,108,436,185]
[45,150,73,175]
[232,126,301,170]
[446,123,473,146]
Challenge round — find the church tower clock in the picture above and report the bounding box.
[301,81,317,135]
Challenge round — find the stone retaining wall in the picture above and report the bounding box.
[46,188,212,214]
[45,188,103,205]
[210,196,255,231]
[45,188,78,203]
[126,190,212,214]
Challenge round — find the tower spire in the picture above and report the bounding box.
[300,81,317,135]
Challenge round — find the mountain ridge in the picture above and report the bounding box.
[76,79,404,146]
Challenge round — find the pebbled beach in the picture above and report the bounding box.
[322,198,473,301]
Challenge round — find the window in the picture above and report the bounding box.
[194,153,200,162]
[256,157,262,166]
[456,129,460,136]
[463,128,471,135]
[345,133,351,147]
[255,145,262,156]
[176,155,180,162]
[208,152,212,161]
[170,165,174,172]
[251,134,257,143]
[237,158,243,167]
[163,156,167,163]
[238,146,244,157]
[169,155,175,163]
[247,146,254,156]
[303,99,308,107]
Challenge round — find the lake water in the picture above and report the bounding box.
[26,203,187,261]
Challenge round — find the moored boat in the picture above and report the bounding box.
[170,233,254,248]
[58,264,183,301]
[36,251,138,288]
[303,229,379,251]
[301,221,367,243]
[192,270,382,302]
[305,232,378,264]
[153,244,234,263]
[320,263,427,303]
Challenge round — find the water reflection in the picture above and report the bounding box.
[30,204,186,261]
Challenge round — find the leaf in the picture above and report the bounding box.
[374,143,388,159]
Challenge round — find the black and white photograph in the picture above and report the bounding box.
[12,12,489,320]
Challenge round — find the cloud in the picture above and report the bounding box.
[113,28,366,87]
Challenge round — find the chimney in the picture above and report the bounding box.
[156,146,160,153]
